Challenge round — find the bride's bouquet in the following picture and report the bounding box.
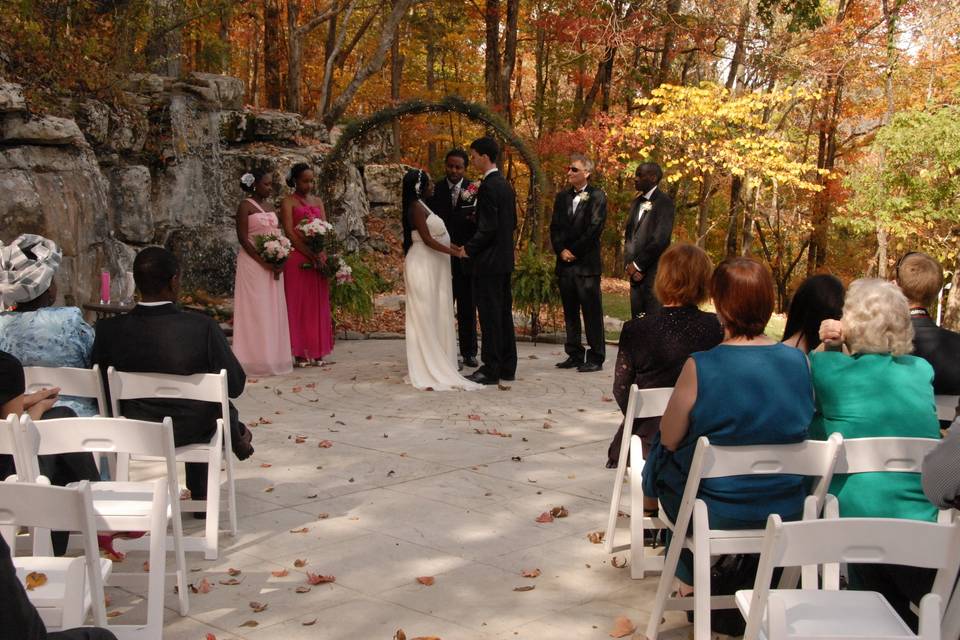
[297,217,335,269]
[253,233,292,280]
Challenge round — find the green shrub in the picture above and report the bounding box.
[511,246,561,339]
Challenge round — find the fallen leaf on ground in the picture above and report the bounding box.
[258,417,273,424]
[394,630,407,640]
[260,463,272,468]
[249,601,268,613]
[264,486,274,493]
[542,422,552,429]
[295,586,311,594]
[294,558,307,567]
[513,585,535,592]
[306,572,335,585]
[485,428,511,438]
[618,510,630,518]
[25,572,47,590]
[521,568,541,578]
[535,512,554,523]
[273,389,282,395]
[289,527,309,534]
[365,415,372,420]
[611,556,627,569]
[411,637,442,640]
[271,568,289,577]
[195,578,212,593]
[305,383,316,389]
[291,386,303,393]
[248,378,258,383]
[498,384,511,390]
[348,516,359,520]
[318,440,333,448]
[609,615,636,638]
[511,456,522,462]
[227,568,241,576]
[317,513,330,519]
[294,436,307,444]
[302,618,317,626]
[240,620,258,628]
[104,594,111,607]
[306,493,318,498]
[219,577,242,585]
[550,506,569,518]
[106,610,123,618]
[587,531,605,544]
[601,395,614,402]
[205,634,216,640]
[416,576,435,586]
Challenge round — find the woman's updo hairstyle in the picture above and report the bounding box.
[239,167,269,194]
[286,162,312,188]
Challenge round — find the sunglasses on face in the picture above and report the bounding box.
[567,166,581,173]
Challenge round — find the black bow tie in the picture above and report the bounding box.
[574,189,586,196]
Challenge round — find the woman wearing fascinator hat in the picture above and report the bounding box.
[232,168,294,376]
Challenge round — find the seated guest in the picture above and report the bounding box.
[812,278,940,629]
[91,247,253,510]
[922,422,960,510]
[895,251,960,404]
[643,257,813,594]
[0,234,97,416]
[781,273,845,353]
[607,243,723,501]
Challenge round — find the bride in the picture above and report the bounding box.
[402,169,483,391]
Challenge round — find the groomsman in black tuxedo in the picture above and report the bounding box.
[461,137,518,385]
[428,149,479,368]
[550,153,608,372]
[623,162,675,318]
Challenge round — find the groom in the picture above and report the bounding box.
[460,136,518,385]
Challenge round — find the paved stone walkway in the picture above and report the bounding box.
[109,339,690,639]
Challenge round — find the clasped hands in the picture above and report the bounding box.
[625,263,644,282]
[24,386,60,420]
[450,244,468,259]
[560,249,576,263]
[818,319,844,350]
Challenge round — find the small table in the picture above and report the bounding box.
[82,302,134,321]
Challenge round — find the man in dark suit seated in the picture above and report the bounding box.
[550,153,608,372]
[91,247,253,508]
[623,162,675,319]
[895,251,960,414]
[428,148,479,369]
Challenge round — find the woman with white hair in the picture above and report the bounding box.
[812,277,940,629]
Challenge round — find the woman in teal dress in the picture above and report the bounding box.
[811,278,940,628]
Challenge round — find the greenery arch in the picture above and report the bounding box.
[318,95,546,243]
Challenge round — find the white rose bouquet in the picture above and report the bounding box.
[297,216,335,269]
[253,233,292,280]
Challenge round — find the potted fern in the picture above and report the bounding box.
[511,245,561,342]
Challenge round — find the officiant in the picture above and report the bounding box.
[550,153,608,373]
[428,149,479,368]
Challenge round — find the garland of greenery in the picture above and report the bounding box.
[318,95,546,241]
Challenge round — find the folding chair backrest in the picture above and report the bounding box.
[107,367,228,415]
[23,415,178,462]
[23,365,108,416]
[835,437,939,475]
[935,394,959,422]
[634,387,673,420]
[0,415,18,459]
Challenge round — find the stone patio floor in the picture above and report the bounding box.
[108,339,692,639]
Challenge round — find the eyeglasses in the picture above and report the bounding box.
[567,166,581,173]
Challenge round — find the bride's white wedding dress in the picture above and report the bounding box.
[404,201,483,391]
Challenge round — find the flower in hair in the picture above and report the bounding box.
[240,173,256,187]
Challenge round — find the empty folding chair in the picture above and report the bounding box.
[107,367,236,560]
[0,480,109,631]
[736,512,960,640]
[604,385,673,578]
[644,434,844,640]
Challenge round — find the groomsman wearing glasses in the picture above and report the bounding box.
[550,154,608,372]
[428,149,479,368]
[624,162,675,318]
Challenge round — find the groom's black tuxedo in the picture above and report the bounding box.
[465,169,518,380]
[428,177,479,359]
[623,186,675,318]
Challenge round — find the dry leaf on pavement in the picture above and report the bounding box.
[394,630,407,640]
[535,512,554,523]
[264,486,274,493]
[611,556,627,569]
[239,620,258,628]
[294,558,307,567]
[416,576,435,586]
[249,601,268,613]
[550,506,569,518]
[609,615,636,638]
[467,414,482,421]
[294,435,307,444]
[295,586,311,594]
[302,618,317,626]
[513,585,535,592]
[317,513,330,519]
[219,578,242,586]
[271,568,289,577]
[306,572,335,585]
[318,440,333,448]
[289,527,309,534]
[227,568,241,576]
[260,463,272,468]
[25,571,47,590]
[106,610,122,618]
[520,568,541,578]
[587,531,605,544]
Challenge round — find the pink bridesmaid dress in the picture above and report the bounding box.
[232,199,294,376]
[283,195,335,361]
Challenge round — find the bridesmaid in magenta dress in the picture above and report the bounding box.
[232,169,294,376]
[281,163,335,366]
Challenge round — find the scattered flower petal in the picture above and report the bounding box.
[306,572,335,585]
[609,615,636,638]
[521,568,541,578]
[271,568,289,577]
[416,576,435,586]
[318,440,333,448]
[535,512,554,523]
[260,463,272,468]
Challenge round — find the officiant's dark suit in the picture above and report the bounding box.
[464,139,518,384]
[550,178,607,369]
[624,163,675,318]
[92,247,251,500]
[428,161,479,363]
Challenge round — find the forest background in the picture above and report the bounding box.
[3,0,959,327]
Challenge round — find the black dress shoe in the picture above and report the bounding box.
[463,356,479,368]
[577,361,602,373]
[466,370,500,385]
[555,357,583,369]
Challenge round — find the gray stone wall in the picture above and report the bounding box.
[0,73,404,306]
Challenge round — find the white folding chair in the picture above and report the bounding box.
[23,364,109,416]
[736,511,960,640]
[107,367,236,559]
[15,414,189,638]
[0,480,110,631]
[934,395,959,422]
[644,434,844,640]
[604,385,673,578]
[1,414,20,474]
[943,570,960,640]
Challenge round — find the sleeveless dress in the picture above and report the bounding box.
[283,195,335,361]
[404,202,482,391]
[232,199,294,376]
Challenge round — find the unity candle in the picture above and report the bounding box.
[100,271,111,304]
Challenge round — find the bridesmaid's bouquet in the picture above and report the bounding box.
[297,217,335,269]
[253,233,292,280]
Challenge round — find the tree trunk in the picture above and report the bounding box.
[499,0,520,121]
[263,0,282,109]
[145,0,184,77]
[807,72,843,274]
[725,0,751,91]
[286,1,302,112]
[725,175,743,257]
[534,2,548,138]
[484,0,502,109]
[577,46,616,125]
[656,0,683,87]
[390,21,403,162]
[696,174,714,247]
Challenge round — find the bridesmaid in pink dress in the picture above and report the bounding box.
[280,163,335,366]
[232,169,294,376]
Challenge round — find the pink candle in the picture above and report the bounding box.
[100,271,111,304]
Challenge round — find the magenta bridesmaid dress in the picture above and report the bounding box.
[283,195,335,361]
[232,199,294,376]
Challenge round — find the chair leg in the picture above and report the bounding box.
[629,439,644,580]
[692,506,711,640]
[146,512,166,638]
[203,451,221,560]
[644,519,686,640]
[604,424,633,554]
[224,454,238,537]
